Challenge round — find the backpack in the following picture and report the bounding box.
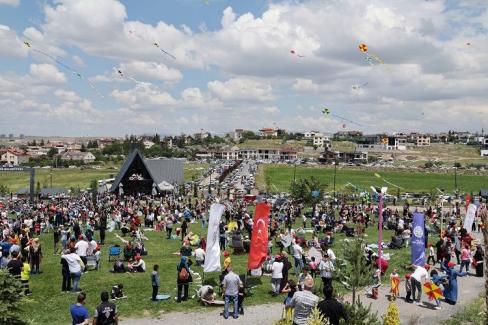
[178,267,189,281]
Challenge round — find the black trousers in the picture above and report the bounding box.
[427,256,436,265]
[321,277,332,289]
[100,229,106,244]
[80,256,87,271]
[152,285,159,301]
[166,228,172,239]
[411,277,422,302]
[62,269,71,291]
[177,284,188,302]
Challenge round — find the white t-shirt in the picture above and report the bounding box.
[293,244,303,259]
[195,248,205,261]
[411,266,429,282]
[272,261,284,279]
[327,248,336,261]
[87,240,97,255]
[75,240,89,257]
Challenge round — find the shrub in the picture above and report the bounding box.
[0,269,28,325]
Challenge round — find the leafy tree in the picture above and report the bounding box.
[0,269,28,325]
[453,162,462,168]
[80,143,87,152]
[382,302,400,325]
[40,139,44,146]
[306,307,329,325]
[47,148,57,158]
[0,184,9,196]
[340,299,380,325]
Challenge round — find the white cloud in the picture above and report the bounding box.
[54,89,80,102]
[0,0,20,6]
[117,61,182,83]
[0,25,28,58]
[29,63,66,84]
[263,106,279,114]
[111,83,177,108]
[208,78,275,101]
[72,55,85,67]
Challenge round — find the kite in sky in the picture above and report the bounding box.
[153,42,177,60]
[23,40,103,98]
[322,107,367,127]
[116,69,144,85]
[290,49,305,58]
[352,82,368,90]
[358,43,385,66]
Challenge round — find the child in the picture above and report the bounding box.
[20,256,32,296]
[238,285,245,315]
[389,268,400,300]
[430,270,445,310]
[427,244,436,265]
[370,264,381,299]
[151,264,160,301]
[110,283,125,299]
[309,257,317,278]
[405,274,413,303]
[281,279,297,322]
[297,267,310,290]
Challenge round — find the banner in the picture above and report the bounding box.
[463,204,477,231]
[203,203,225,273]
[411,212,425,266]
[247,202,271,270]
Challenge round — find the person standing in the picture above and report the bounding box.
[459,244,471,273]
[292,241,304,275]
[271,255,283,296]
[318,254,334,289]
[410,264,430,306]
[61,248,85,292]
[93,291,118,325]
[53,226,61,255]
[70,293,89,325]
[441,261,467,305]
[181,219,188,241]
[20,256,32,296]
[317,285,348,325]
[75,236,88,273]
[473,244,484,277]
[221,266,243,320]
[151,264,160,301]
[99,214,107,245]
[290,277,319,325]
[176,256,192,302]
[61,250,72,292]
[28,238,42,274]
[165,216,173,239]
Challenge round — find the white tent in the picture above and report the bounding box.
[158,181,174,191]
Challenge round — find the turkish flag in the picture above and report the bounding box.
[247,203,271,270]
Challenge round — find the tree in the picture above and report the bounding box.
[40,139,44,146]
[306,307,329,325]
[424,161,434,168]
[382,302,400,325]
[453,162,462,168]
[0,269,28,325]
[337,236,373,305]
[0,184,9,196]
[47,148,57,158]
[80,143,87,152]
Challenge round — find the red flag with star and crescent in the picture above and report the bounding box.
[247,202,271,270]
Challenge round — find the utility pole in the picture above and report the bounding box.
[50,168,53,188]
[333,159,337,200]
[454,166,458,197]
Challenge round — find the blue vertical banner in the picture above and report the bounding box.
[411,212,426,266]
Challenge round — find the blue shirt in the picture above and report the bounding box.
[70,303,88,325]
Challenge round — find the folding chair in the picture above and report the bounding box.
[108,245,121,262]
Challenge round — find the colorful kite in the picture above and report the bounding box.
[322,107,366,127]
[358,43,385,66]
[23,41,103,98]
[423,282,443,300]
[290,49,305,58]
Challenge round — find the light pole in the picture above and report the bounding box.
[436,188,445,237]
[333,159,337,200]
[454,166,458,198]
[371,186,387,261]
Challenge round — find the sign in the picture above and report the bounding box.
[463,204,477,231]
[411,212,425,266]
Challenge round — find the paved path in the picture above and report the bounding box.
[121,271,484,325]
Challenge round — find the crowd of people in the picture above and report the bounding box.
[0,187,486,324]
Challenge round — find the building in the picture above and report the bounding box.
[258,127,286,138]
[234,129,245,141]
[0,149,29,165]
[412,133,431,147]
[304,131,320,139]
[142,140,155,149]
[110,149,184,195]
[61,151,96,164]
[311,133,331,148]
[318,149,368,164]
[481,150,488,157]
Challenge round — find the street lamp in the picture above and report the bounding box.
[436,188,446,236]
[333,159,337,201]
[371,186,388,260]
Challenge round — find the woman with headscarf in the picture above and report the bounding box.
[28,238,42,274]
[441,260,467,305]
[280,252,291,293]
[473,244,484,277]
[176,256,192,302]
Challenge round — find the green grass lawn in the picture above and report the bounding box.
[21,213,418,324]
[259,164,488,194]
[0,163,208,192]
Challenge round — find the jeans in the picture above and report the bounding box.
[293,257,303,274]
[71,271,81,292]
[271,278,281,294]
[460,260,470,273]
[411,277,422,302]
[224,294,238,319]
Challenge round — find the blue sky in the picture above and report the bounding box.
[0,0,487,136]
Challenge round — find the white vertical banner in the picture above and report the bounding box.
[463,204,477,231]
[204,203,225,273]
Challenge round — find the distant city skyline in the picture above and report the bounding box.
[0,0,487,136]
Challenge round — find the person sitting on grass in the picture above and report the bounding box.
[128,255,146,272]
[110,259,127,273]
[197,285,216,305]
